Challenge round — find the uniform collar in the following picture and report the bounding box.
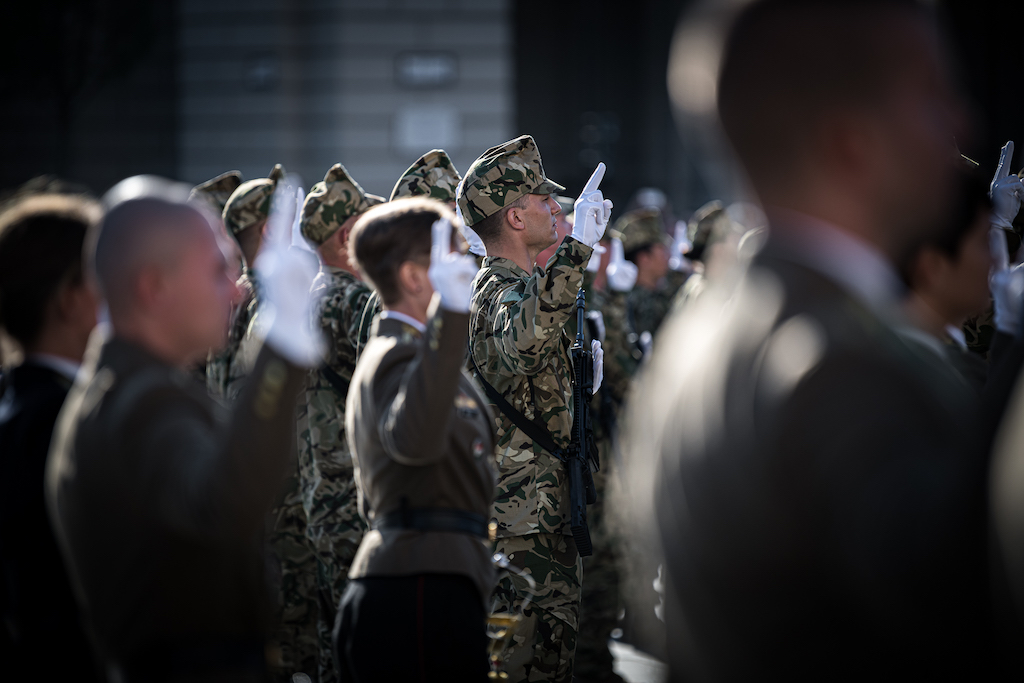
[26,353,81,382]
[379,310,426,334]
[481,256,536,280]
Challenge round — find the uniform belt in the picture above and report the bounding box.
[373,508,490,539]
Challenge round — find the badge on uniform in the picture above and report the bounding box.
[456,392,480,420]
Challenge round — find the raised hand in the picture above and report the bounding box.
[256,177,325,366]
[606,238,638,292]
[455,203,487,257]
[571,162,614,247]
[428,216,479,313]
[991,141,1024,230]
[668,220,692,272]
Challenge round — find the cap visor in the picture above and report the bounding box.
[532,178,566,195]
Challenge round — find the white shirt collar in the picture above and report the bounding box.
[27,353,81,382]
[379,310,426,334]
[768,209,904,320]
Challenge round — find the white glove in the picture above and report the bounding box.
[668,221,691,271]
[257,180,325,367]
[591,340,604,395]
[585,243,606,273]
[991,226,1024,335]
[991,141,1024,230]
[455,202,487,257]
[429,217,479,313]
[586,310,606,343]
[606,238,638,292]
[571,163,613,247]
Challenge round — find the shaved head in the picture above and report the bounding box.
[88,176,241,365]
[92,198,211,317]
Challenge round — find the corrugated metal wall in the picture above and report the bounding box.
[178,0,513,196]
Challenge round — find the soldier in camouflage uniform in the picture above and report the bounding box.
[353,149,465,358]
[296,163,384,683]
[462,135,611,682]
[201,165,320,681]
[206,164,283,402]
[613,207,688,342]
[671,200,748,314]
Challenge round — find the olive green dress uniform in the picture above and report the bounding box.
[45,333,307,682]
[461,136,589,683]
[295,163,383,683]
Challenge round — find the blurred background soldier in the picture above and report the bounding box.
[354,148,464,357]
[296,162,382,683]
[339,199,494,682]
[46,176,321,683]
[207,164,283,401]
[613,207,688,345]
[462,135,610,683]
[672,200,748,310]
[624,0,990,679]
[0,192,102,682]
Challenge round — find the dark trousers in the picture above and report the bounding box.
[333,574,488,683]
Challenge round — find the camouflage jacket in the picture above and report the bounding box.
[626,270,688,340]
[206,268,261,401]
[296,266,372,535]
[468,236,592,537]
[590,286,637,408]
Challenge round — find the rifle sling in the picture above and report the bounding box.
[467,351,566,463]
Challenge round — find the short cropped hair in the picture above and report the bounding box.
[470,194,529,245]
[0,194,101,348]
[350,198,456,305]
[717,0,928,188]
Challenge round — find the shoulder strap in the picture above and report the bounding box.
[320,365,349,399]
[466,350,565,462]
[355,290,381,360]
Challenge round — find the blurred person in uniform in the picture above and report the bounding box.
[614,208,688,343]
[898,155,1024,394]
[206,165,284,401]
[45,176,321,683]
[623,0,988,679]
[187,171,243,383]
[336,198,495,681]
[296,163,384,683]
[197,166,318,680]
[354,149,465,358]
[0,193,102,682]
[461,135,611,683]
[672,200,751,311]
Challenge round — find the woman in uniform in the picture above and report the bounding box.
[335,197,496,681]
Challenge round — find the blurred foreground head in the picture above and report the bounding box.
[89,176,240,366]
[717,0,967,261]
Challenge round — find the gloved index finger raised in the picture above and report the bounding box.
[431,217,454,264]
[581,162,606,195]
[995,141,1015,183]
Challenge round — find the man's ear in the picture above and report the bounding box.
[505,204,527,233]
[397,260,429,295]
[135,264,164,309]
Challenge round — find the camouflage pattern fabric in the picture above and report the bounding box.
[491,533,583,683]
[222,164,283,236]
[188,170,242,215]
[206,269,261,402]
[204,268,319,682]
[686,200,727,259]
[266,479,319,681]
[389,149,462,203]
[300,163,383,246]
[963,302,996,358]
[296,265,371,683]
[589,285,638,409]
[626,270,688,341]
[575,442,625,683]
[468,236,593,537]
[354,289,382,361]
[457,135,565,227]
[609,207,670,255]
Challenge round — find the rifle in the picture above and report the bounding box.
[568,288,599,556]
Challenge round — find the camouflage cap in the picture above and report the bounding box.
[610,208,670,254]
[222,164,284,235]
[189,170,242,214]
[389,149,462,203]
[687,200,729,259]
[457,135,565,226]
[301,163,380,245]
